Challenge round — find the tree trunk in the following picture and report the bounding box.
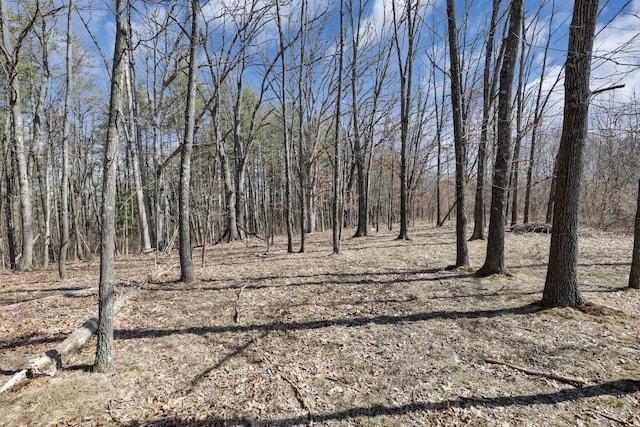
[297,0,308,253]
[470,0,501,241]
[212,89,240,243]
[0,0,37,272]
[476,0,523,277]
[232,74,247,240]
[275,0,294,253]
[59,0,73,279]
[124,14,152,253]
[629,178,640,289]
[350,3,367,238]
[2,116,17,270]
[392,0,419,241]
[33,14,51,269]
[1,285,139,393]
[542,0,598,308]
[510,21,527,227]
[446,0,469,266]
[332,0,344,254]
[95,0,127,373]
[523,5,557,225]
[178,0,200,284]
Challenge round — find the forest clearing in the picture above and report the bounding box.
[1,223,639,426]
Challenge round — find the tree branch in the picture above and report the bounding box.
[591,84,625,97]
[485,358,586,387]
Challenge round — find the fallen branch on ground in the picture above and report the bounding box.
[249,332,313,423]
[1,282,144,394]
[484,358,586,387]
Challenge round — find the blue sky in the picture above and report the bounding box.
[75,0,639,115]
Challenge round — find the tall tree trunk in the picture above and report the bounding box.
[94,0,127,373]
[275,0,294,253]
[542,0,599,307]
[393,0,419,241]
[215,104,240,242]
[0,0,37,272]
[510,18,527,227]
[2,117,17,270]
[232,73,246,240]
[34,12,50,269]
[59,0,73,279]
[350,0,366,238]
[332,0,344,254]
[445,0,469,266]
[178,0,200,283]
[629,178,640,289]
[12,62,34,272]
[297,0,308,253]
[470,0,501,240]
[476,0,523,277]
[124,8,152,253]
[524,4,558,224]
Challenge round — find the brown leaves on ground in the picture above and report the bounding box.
[1,224,639,426]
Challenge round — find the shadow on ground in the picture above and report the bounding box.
[113,303,543,341]
[121,379,640,426]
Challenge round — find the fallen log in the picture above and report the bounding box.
[1,286,137,393]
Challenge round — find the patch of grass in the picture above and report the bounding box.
[607,398,625,408]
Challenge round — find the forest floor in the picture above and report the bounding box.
[1,223,639,426]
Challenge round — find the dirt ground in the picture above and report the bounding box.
[1,223,639,426]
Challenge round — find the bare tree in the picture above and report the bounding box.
[59,0,73,279]
[541,0,599,307]
[523,0,561,224]
[178,0,200,284]
[392,0,421,241]
[445,0,469,266]
[476,0,523,277]
[333,0,345,254]
[94,0,127,373]
[629,178,640,289]
[32,3,53,270]
[470,0,502,241]
[0,0,40,271]
[275,0,295,252]
[124,2,152,253]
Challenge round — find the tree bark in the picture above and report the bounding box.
[178,0,200,283]
[470,0,501,241]
[392,0,419,241]
[297,0,308,253]
[124,8,152,253]
[629,178,640,289]
[95,0,127,373]
[0,0,38,272]
[332,0,344,254]
[446,0,469,266]
[33,12,51,269]
[542,0,599,307]
[59,0,73,279]
[2,113,17,270]
[476,0,523,277]
[275,0,294,253]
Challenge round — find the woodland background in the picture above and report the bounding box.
[0,0,638,273]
